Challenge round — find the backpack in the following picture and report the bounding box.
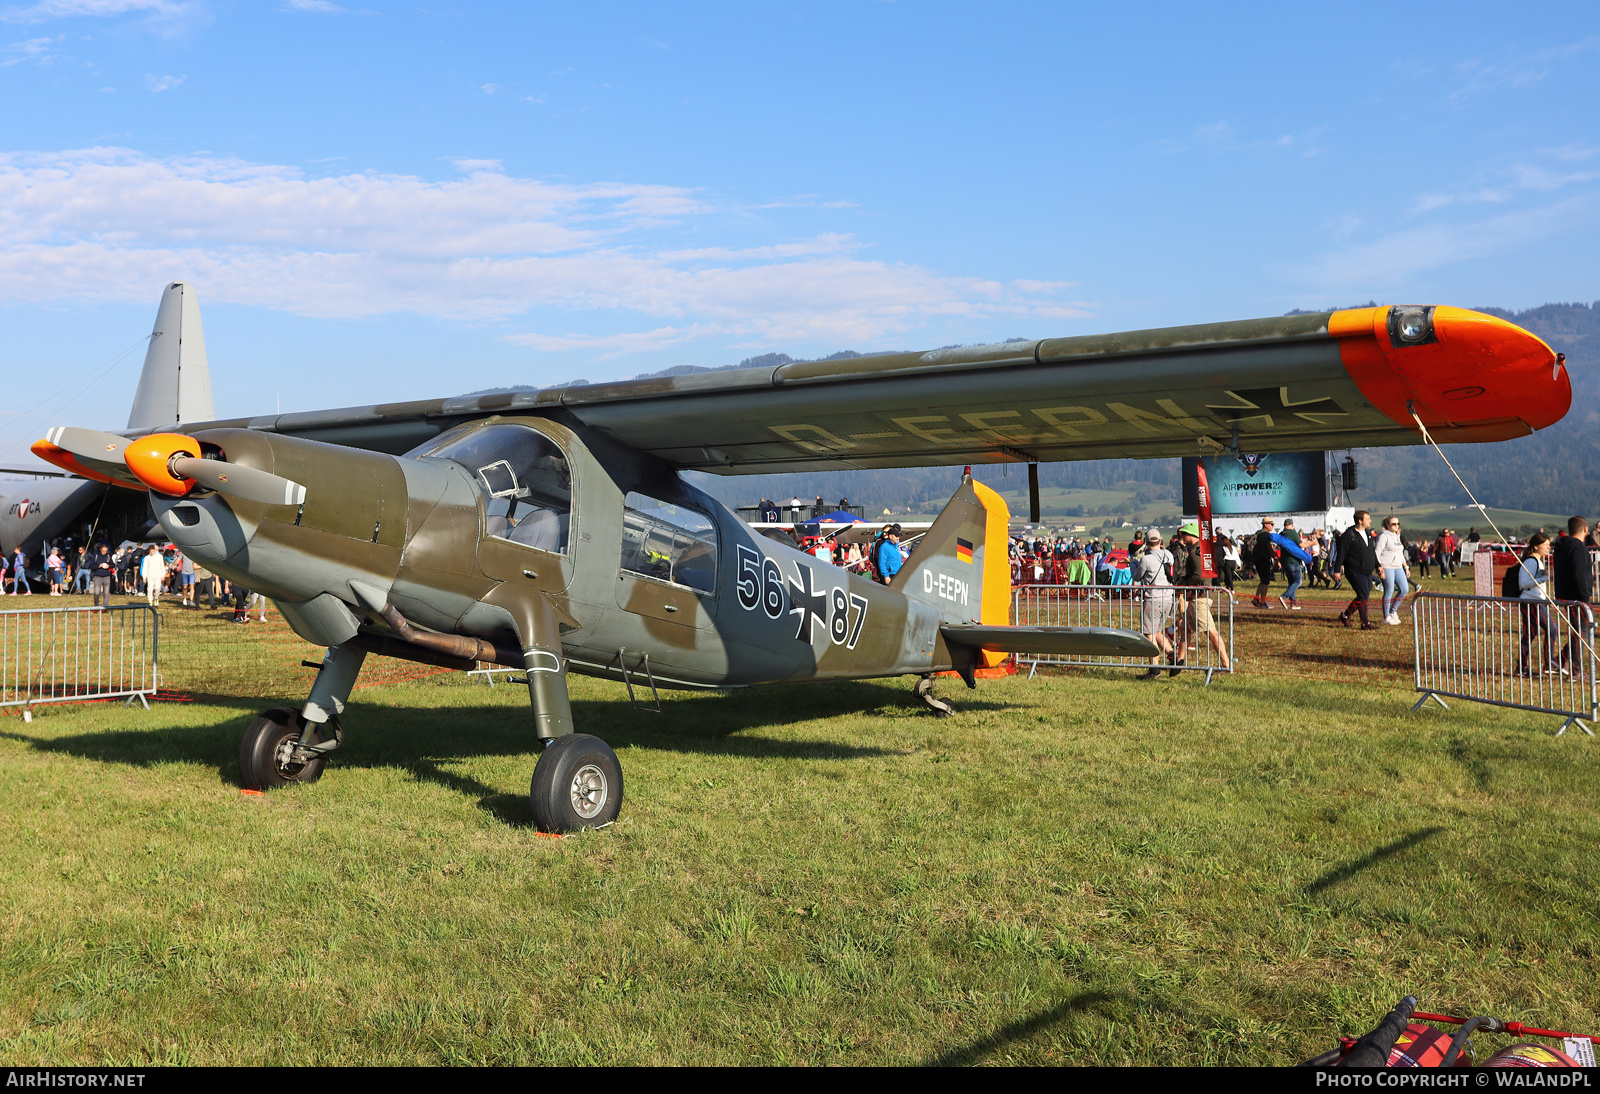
[1501,559,1525,599]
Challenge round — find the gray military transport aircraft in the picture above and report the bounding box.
[1,281,214,559]
[35,300,1569,831]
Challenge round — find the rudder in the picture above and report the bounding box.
[893,471,1012,643]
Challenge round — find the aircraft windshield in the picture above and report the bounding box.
[410,424,572,554]
[621,492,716,594]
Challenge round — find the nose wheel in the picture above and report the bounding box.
[530,734,624,833]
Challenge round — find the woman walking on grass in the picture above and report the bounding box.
[1514,533,1557,676]
[1375,516,1412,625]
[1218,535,1239,591]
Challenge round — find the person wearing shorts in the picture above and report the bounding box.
[1135,528,1175,679]
[1173,521,1231,672]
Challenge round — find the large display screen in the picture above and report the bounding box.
[1182,452,1328,515]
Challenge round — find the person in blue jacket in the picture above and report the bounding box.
[874,526,903,583]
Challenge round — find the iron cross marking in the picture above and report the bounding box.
[787,563,830,643]
[1204,387,1347,428]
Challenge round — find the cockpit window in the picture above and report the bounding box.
[408,424,571,554]
[621,492,717,594]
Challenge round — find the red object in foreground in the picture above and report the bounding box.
[1411,1012,1600,1045]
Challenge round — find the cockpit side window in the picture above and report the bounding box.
[620,492,717,594]
[407,424,572,554]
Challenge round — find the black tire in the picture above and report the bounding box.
[239,707,326,790]
[530,734,623,833]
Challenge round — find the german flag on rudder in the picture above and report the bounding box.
[955,537,974,563]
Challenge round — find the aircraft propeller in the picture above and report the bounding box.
[170,455,307,506]
[35,425,306,506]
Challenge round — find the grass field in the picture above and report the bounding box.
[1,587,1597,1066]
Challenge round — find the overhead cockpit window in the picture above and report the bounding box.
[621,492,717,594]
[407,424,572,554]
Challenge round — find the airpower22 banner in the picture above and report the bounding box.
[1182,452,1329,516]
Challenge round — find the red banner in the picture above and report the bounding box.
[1196,460,1218,579]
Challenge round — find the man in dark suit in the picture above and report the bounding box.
[1552,516,1594,674]
[1337,511,1379,629]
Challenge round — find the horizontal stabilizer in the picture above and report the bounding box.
[941,624,1158,659]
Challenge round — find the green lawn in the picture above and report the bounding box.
[1,607,1595,1065]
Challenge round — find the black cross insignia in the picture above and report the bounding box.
[1204,387,1347,428]
[787,563,830,643]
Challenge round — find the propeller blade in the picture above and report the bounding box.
[39,426,148,488]
[172,457,307,507]
[44,426,131,462]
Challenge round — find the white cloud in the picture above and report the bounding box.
[1446,39,1599,103]
[1412,151,1600,213]
[504,326,713,357]
[284,0,343,11]
[143,72,183,92]
[0,147,1096,347]
[1161,120,1326,159]
[1,0,192,24]
[0,33,49,63]
[1282,191,1600,292]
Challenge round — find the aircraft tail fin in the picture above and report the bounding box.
[127,281,215,432]
[890,470,1012,640]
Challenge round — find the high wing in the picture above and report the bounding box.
[158,305,1568,473]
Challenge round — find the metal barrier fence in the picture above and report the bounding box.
[0,605,159,717]
[1411,592,1597,736]
[1011,584,1235,684]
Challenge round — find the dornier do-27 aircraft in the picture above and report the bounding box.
[35,300,1569,831]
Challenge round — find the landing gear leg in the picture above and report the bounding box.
[238,643,365,790]
[510,595,623,833]
[915,673,956,717]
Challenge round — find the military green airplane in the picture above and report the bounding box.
[35,304,1568,831]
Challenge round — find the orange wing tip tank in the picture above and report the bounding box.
[30,438,118,485]
[1330,304,1568,441]
[123,432,201,496]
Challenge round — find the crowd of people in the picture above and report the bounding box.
[0,538,269,622]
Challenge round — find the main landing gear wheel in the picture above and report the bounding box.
[239,707,326,790]
[530,734,623,833]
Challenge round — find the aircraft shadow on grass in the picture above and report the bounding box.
[921,990,1122,1066]
[1302,827,1446,895]
[2,679,1004,826]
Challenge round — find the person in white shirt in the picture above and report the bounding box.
[139,546,166,607]
[1374,516,1412,625]
[1218,535,1241,591]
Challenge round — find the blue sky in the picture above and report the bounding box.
[1,1,1597,466]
